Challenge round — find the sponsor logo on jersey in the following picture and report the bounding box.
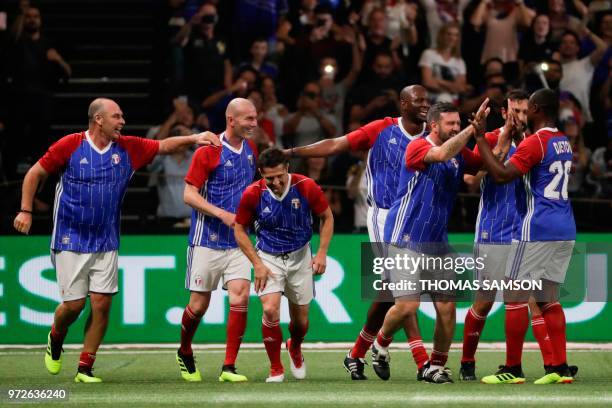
[389,137,397,145]
[195,275,202,287]
[62,235,70,245]
[80,157,89,165]
[225,160,233,167]
[248,155,253,166]
[111,153,120,165]
[263,206,272,214]
[291,198,301,209]
[210,233,218,242]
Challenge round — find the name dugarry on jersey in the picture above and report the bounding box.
[235,174,329,254]
[384,135,481,252]
[509,127,576,242]
[474,128,525,244]
[38,131,159,252]
[185,134,257,249]
[346,117,425,209]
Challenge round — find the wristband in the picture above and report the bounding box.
[19,209,32,214]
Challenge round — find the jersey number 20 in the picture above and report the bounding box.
[543,160,572,200]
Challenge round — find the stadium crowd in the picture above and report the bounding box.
[1,0,612,231]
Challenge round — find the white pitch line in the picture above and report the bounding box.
[1,342,610,350]
[0,349,610,356]
[66,392,612,405]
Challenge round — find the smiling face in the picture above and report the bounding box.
[431,111,461,142]
[260,163,289,196]
[401,86,430,124]
[228,100,258,139]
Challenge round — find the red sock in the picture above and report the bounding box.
[461,307,487,363]
[224,304,248,366]
[430,349,448,367]
[51,324,67,346]
[376,330,393,348]
[179,305,202,356]
[78,352,96,371]
[350,327,376,358]
[541,302,567,366]
[408,336,429,369]
[505,303,529,367]
[262,317,283,375]
[531,315,554,366]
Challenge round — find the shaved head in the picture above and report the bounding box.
[400,84,426,101]
[399,85,430,124]
[88,98,119,123]
[226,98,256,119]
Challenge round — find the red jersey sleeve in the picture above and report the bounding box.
[472,131,499,158]
[461,147,483,175]
[405,138,434,171]
[346,117,395,151]
[509,134,545,175]
[184,146,222,188]
[38,133,84,174]
[296,177,329,215]
[235,183,262,226]
[118,136,160,170]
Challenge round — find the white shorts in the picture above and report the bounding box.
[505,241,575,284]
[186,246,251,292]
[257,244,315,305]
[474,243,512,284]
[51,250,118,301]
[366,206,389,255]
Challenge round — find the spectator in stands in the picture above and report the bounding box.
[461,71,507,128]
[230,0,288,61]
[519,14,556,73]
[348,52,401,125]
[202,67,259,132]
[261,75,289,146]
[581,11,612,89]
[147,125,194,227]
[4,6,71,178]
[293,4,352,81]
[177,3,232,105]
[283,81,337,150]
[276,0,318,47]
[238,37,279,79]
[559,29,608,123]
[546,0,587,42]
[316,26,363,135]
[361,7,402,77]
[247,89,275,149]
[419,22,467,104]
[146,98,201,140]
[360,0,419,50]
[560,107,591,196]
[470,0,535,82]
[419,0,470,46]
[345,152,368,233]
[588,138,612,197]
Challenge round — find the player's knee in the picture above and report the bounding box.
[229,285,250,306]
[63,298,86,315]
[91,296,112,315]
[395,301,418,318]
[262,305,280,322]
[188,292,210,316]
[435,301,456,318]
[472,301,493,317]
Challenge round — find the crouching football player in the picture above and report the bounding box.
[234,147,334,382]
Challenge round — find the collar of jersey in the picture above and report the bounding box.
[536,127,559,134]
[220,132,243,155]
[266,173,292,202]
[397,118,425,140]
[85,130,113,154]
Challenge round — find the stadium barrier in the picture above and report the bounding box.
[0,234,609,343]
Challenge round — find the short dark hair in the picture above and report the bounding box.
[531,88,559,119]
[257,147,288,170]
[502,89,530,110]
[561,30,581,46]
[427,102,458,124]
